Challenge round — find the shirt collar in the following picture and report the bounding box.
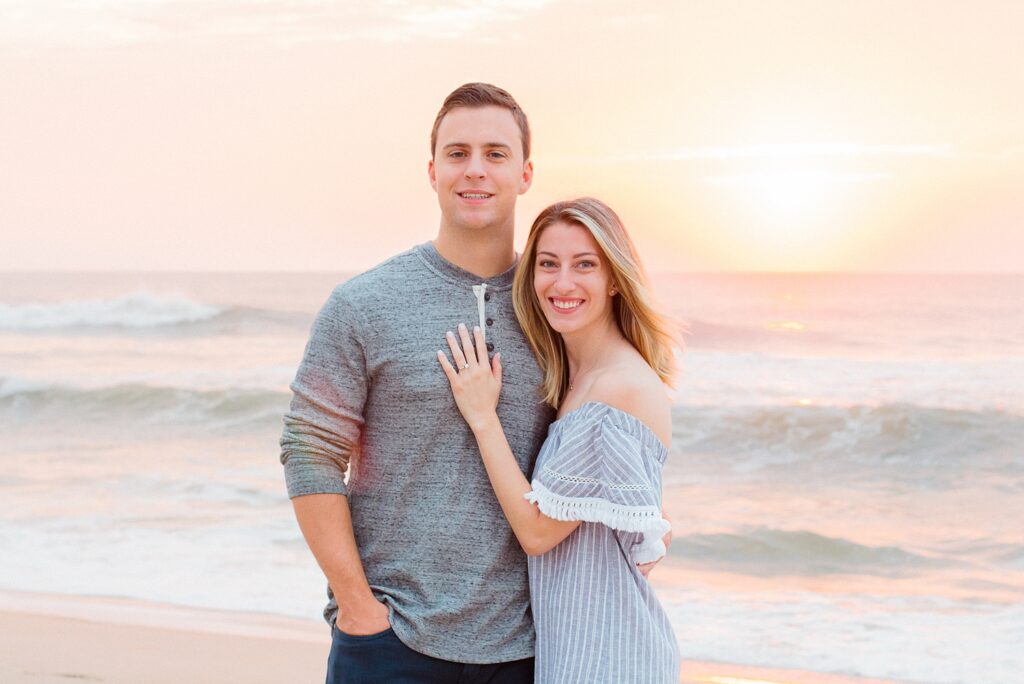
[415,241,519,290]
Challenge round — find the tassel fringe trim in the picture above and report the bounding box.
[524,480,665,534]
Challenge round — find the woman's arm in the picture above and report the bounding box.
[468,413,581,556]
[438,324,580,556]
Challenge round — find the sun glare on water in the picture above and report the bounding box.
[695,677,796,684]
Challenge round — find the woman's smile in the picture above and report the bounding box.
[549,297,585,313]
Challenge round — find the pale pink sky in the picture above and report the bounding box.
[1,0,1022,272]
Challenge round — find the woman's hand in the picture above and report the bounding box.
[438,323,502,433]
[637,511,672,577]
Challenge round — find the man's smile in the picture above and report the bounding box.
[458,191,494,201]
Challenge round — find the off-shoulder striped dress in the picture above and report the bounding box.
[524,401,680,683]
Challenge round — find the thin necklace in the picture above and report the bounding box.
[568,366,592,392]
[568,344,607,393]
[568,365,592,393]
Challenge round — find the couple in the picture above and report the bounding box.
[280,83,680,683]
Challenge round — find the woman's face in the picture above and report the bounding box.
[532,220,615,338]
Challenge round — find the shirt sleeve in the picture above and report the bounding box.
[524,418,669,562]
[279,286,368,499]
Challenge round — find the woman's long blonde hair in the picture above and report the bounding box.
[513,197,680,408]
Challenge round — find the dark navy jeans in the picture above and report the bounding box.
[326,625,534,684]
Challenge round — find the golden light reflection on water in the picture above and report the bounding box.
[768,321,806,331]
[680,662,903,684]
[697,678,793,684]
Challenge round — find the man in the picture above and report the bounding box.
[280,83,553,683]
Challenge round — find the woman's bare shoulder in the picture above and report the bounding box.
[587,359,672,446]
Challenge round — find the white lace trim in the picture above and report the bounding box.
[524,480,663,533]
[541,467,651,491]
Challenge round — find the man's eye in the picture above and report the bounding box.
[488,151,507,159]
[448,150,466,158]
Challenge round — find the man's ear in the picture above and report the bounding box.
[518,160,534,195]
[428,159,437,191]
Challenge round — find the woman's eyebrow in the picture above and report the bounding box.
[536,251,600,258]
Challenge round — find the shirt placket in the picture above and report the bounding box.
[472,283,497,354]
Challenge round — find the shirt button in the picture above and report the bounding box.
[486,318,494,326]
[486,342,494,352]
[484,292,491,301]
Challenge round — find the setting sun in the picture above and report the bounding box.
[1,2,1021,273]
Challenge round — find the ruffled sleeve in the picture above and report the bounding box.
[524,407,670,564]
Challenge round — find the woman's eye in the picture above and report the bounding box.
[577,260,595,269]
[538,260,556,268]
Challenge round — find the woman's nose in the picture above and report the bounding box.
[554,268,575,292]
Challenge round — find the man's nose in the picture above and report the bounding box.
[464,152,486,179]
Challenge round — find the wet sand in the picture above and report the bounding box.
[0,590,901,684]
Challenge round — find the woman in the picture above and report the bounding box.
[437,197,680,683]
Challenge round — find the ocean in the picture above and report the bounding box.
[1,270,1021,683]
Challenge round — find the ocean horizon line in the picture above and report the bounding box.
[1,268,1022,277]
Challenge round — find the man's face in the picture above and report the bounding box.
[428,106,533,233]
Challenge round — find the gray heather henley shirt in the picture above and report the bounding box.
[280,241,554,664]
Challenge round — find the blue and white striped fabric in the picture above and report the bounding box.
[525,401,680,683]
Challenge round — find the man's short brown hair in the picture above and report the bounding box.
[430,83,531,160]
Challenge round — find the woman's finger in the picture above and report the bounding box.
[457,323,476,367]
[473,325,488,365]
[437,350,458,382]
[492,352,502,385]
[445,330,468,370]
[637,561,655,577]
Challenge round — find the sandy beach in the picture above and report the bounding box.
[0,590,903,684]
[0,591,328,684]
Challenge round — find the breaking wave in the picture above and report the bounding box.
[0,292,310,333]
[670,527,958,577]
[671,402,1024,468]
[0,377,290,428]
